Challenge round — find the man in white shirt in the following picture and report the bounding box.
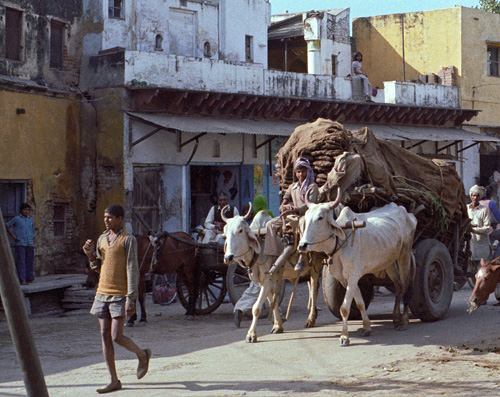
[202,192,239,244]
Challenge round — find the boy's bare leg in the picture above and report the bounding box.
[111,317,150,379]
[97,317,122,393]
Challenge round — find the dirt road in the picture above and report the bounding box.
[1,282,500,396]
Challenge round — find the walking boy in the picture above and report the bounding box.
[82,204,151,393]
[6,203,35,285]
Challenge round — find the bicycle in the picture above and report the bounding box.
[152,273,178,305]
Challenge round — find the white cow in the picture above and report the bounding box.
[223,206,323,343]
[298,202,417,346]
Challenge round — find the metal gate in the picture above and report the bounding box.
[132,167,163,235]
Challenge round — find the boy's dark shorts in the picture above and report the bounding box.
[90,298,126,318]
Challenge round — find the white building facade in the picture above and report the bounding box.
[80,1,490,234]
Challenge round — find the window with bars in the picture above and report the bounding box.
[108,0,123,19]
[50,20,64,69]
[487,45,499,77]
[5,8,22,61]
[53,204,66,238]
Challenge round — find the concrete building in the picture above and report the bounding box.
[353,6,500,189]
[0,0,86,275]
[79,1,491,238]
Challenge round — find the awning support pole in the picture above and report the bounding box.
[406,139,428,150]
[436,140,460,153]
[131,127,162,148]
[457,142,479,153]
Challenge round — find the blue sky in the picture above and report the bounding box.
[269,0,480,20]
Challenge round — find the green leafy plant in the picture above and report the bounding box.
[431,197,449,232]
[129,79,148,88]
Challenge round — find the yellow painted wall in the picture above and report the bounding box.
[0,89,83,274]
[353,8,462,89]
[353,7,500,128]
[460,7,500,127]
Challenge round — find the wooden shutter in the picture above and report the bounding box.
[132,167,163,235]
[50,20,64,69]
[5,8,22,61]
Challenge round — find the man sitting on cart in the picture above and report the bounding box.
[263,157,319,273]
[202,192,239,244]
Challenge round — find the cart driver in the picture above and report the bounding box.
[263,157,319,272]
[202,192,239,244]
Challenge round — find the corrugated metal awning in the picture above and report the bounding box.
[345,123,500,143]
[128,113,301,136]
[128,113,500,143]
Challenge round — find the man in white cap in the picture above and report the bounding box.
[468,185,491,268]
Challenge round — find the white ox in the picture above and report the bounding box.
[223,207,323,343]
[298,202,417,346]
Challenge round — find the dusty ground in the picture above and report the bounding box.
[1,282,500,396]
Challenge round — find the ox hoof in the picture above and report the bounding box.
[359,329,372,337]
[138,321,148,327]
[246,335,257,343]
[396,323,408,331]
[304,319,316,328]
[125,322,134,327]
[271,326,284,334]
[340,337,350,347]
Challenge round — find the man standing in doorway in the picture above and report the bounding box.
[83,204,151,394]
[6,203,35,285]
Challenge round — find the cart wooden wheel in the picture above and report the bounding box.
[322,266,374,320]
[409,239,454,322]
[176,266,227,315]
[226,263,286,312]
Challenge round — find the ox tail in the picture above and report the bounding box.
[403,253,416,306]
[285,276,300,320]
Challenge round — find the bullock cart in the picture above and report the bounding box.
[275,118,471,322]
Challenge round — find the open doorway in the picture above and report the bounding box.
[190,165,240,229]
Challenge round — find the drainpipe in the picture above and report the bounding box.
[283,39,288,72]
[401,14,406,82]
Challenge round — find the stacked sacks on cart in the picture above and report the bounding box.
[275,118,469,241]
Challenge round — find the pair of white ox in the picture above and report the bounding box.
[223,200,417,346]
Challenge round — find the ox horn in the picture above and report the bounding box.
[328,186,342,209]
[221,205,229,223]
[244,202,253,220]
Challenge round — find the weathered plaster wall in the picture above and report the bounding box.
[384,81,459,107]
[0,89,83,275]
[320,9,351,77]
[129,119,272,166]
[83,0,219,60]
[85,49,353,100]
[0,0,83,88]
[219,0,270,66]
[79,87,128,236]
